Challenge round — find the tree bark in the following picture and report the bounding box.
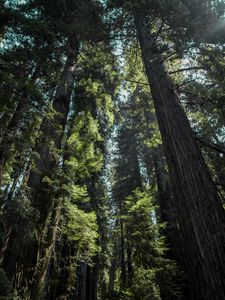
[135,11,225,300]
[0,226,12,266]
[77,262,87,300]
[120,219,126,289]
[6,37,80,298]
[29,37,79,299]
[28,37,79,195]
[30,203,61,300]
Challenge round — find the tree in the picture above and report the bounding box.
[131,4,225,299]
[1,1,225,299]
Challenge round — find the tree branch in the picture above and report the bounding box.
[196,136,225,155]
[169,66,203,74]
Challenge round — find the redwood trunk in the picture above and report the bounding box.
[135,11,225,300]
[29,38,79,298]
[7,38,80,298]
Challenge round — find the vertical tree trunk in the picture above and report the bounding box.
[30,204,61,300]
[0,226,12,266]
[86,265,91,300]
[5,38,80,298]
[77,262,87,300]
[135,11,225,300]
[120,218,126,290]
[142,99,183,264]
[29,38,79,299]
[87,255,99,300]
[0,3,13,41]
[152,147,183,263]
[108,249,117,299]
[0,65,41,183]
[126,235,133,286]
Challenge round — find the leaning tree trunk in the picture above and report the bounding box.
[134,11,225,300]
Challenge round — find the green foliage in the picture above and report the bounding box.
[75,44,120,130]
[123,188,182,299]
[65,112,103,180]
[124,188,166,261]
[1,184,39,246]
[61,184,90,204]
[63,202,99,264]
[1,0,225,298]
[131,267,161,300]
[144,122,162,149]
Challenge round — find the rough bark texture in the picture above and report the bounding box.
[135,11,225,300]
[29,38,80,299]
[28,37,79,194]
[2,38,80,298]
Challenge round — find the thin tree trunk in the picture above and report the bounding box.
[120,217,126,290]
[152,147,183,260]
[135,11,225,300]
[108,247,117,299]
[87,255,99,300]
[126,235,133,286]
[77,262,87,300]
[30,204,61,300]
[0,226,12,266]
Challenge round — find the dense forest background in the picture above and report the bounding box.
[0,0,225,299]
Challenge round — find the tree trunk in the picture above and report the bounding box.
[0,226,12,266]
[76,262,87,300]
[7,37,80,298]
[135,11,225,300]
[152,147,183,262]
[30,203,61,300]
[108,255,116,299]
[126,235,133,286]
[0,65,41,183]
[120,218,126,290]
[28,37,79,195]
[87,256,99,300]
[29,38,79,299]
[142,98,183,264]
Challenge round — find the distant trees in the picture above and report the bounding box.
[0,0,225,299]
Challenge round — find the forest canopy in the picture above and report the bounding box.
[0,0,225,299]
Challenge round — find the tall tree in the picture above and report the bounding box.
[131,4,225,299]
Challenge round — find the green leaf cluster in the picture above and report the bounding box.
[65,112,103,180]
[63,202,99,264]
